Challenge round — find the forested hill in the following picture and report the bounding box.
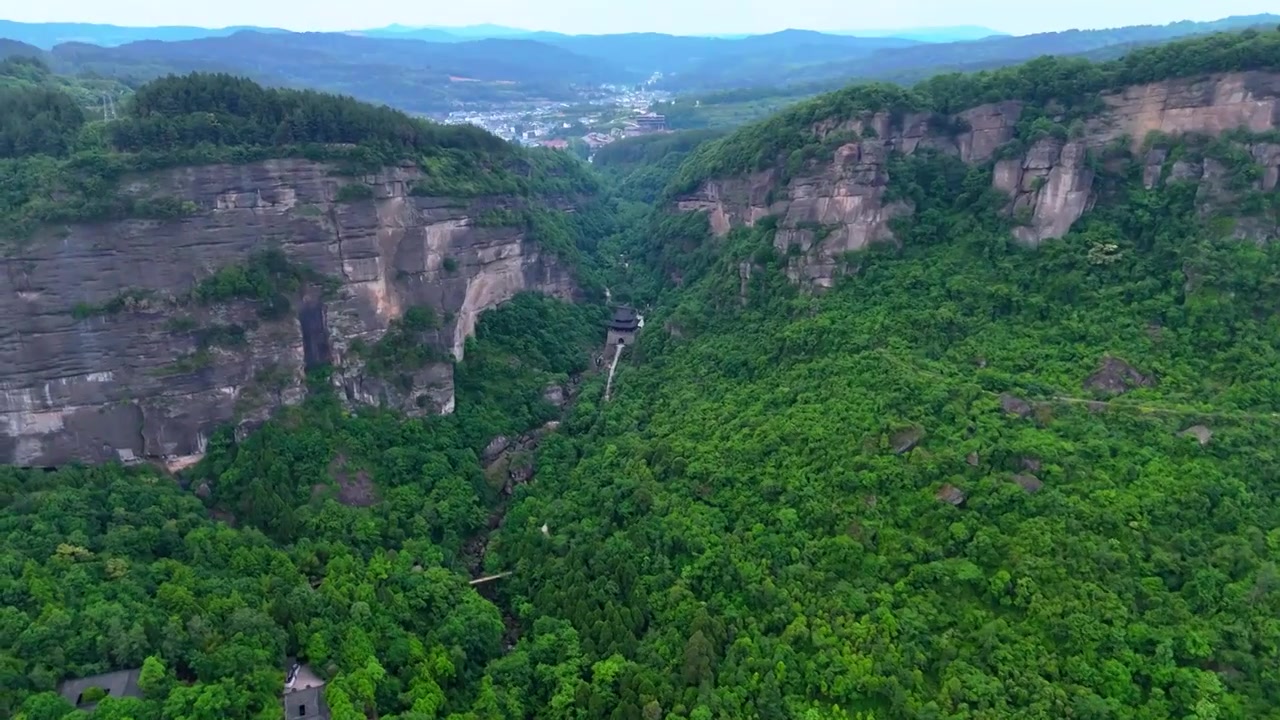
[6,28,1280,720]
[488,28,1280,718]
[670,27,1280,194]
[0,70,598,238]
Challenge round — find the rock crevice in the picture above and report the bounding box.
[0,159,578,466]
[679,71,1280,287]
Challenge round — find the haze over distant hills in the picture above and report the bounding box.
[1,13,1277,113]
[1,18,1008,47]
[0,19,286,48]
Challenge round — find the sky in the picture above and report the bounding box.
[6,0,1279,36]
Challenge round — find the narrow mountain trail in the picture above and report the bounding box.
[603,343,624,401]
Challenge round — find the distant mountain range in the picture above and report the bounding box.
[1,14,1276,113]
[0,20,287,47]
[1,19,1004,47]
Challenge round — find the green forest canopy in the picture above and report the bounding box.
[668,27,1280,195]
[0,71,600,242]
[6,26,1280,720]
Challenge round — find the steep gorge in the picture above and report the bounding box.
[676,71,1280,287]
[0,160,579,467]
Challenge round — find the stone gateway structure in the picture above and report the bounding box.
[606,306,640,347]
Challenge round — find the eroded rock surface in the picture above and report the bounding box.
[0,159,577,466]
[1085,356,1155,395]
[679,71,1280,287]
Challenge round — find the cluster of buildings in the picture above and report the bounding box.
[536,113,670,152]
[440,84,674,154]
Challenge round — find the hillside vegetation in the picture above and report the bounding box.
[0,72,600,244]
[668,27,1280,194]
[5,27,1280,720]
[491,161,1280,717]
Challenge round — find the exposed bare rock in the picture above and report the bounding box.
[936,484,967,506]
[1179,425,1214,446]
[1142,148,1169,189]
[738,262,753,305]
[1092,72,1280,151]
[194,482,212,500]
[995,139,1096,246]
[676,71,1280,288]
[483,436,512,462]
[774,140,912,288]
[1012,474,1044,493]
[999,393,1033,418]
[675,171,777,236]
[966,452,980,467]
[1085,356,1155,395]
[542,384,567,409]
[507,458,535,488]
[891,427,924,454]
[958,102,1024,162]
[329,455,377,507]
[0,159,578,466]
[1020,457,1043,472]
[1255,143,1280,191]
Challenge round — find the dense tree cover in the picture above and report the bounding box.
[0,73,601,246]
[0,56,133,159]
[8,28,1280,720]
[483,142,1280,718]
[668,27,1280,194]
[2,293,607,720]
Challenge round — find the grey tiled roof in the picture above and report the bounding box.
[58,668,142,708]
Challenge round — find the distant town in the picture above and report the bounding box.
[441,78,675,157]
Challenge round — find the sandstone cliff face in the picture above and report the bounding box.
[679,71,1280,287]
[0,159,577,467]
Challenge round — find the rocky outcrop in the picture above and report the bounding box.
[773,141,912,287]
[999,393,1033,418]
[993,139,1096,246]
[679,71,1280,287]
[0,159,578,466]
[1179,425,1214,446]
[1085,356,1155,395]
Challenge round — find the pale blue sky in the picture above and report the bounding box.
[7,0,1279,36]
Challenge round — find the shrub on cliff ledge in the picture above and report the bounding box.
[191,248,337,319]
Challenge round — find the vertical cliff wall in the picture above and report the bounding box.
[0,159,578,467]
[677,71,1280,288]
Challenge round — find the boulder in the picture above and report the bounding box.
[999,393,1033,417]
[1012,474,1044,493]
[482,436,511,463]
[542,384,567,408]
[1085,356,1154,395]
[1179,425,1213,446]
[891,427,924,454]
[966,452,980,467]
[936,484,967,506]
